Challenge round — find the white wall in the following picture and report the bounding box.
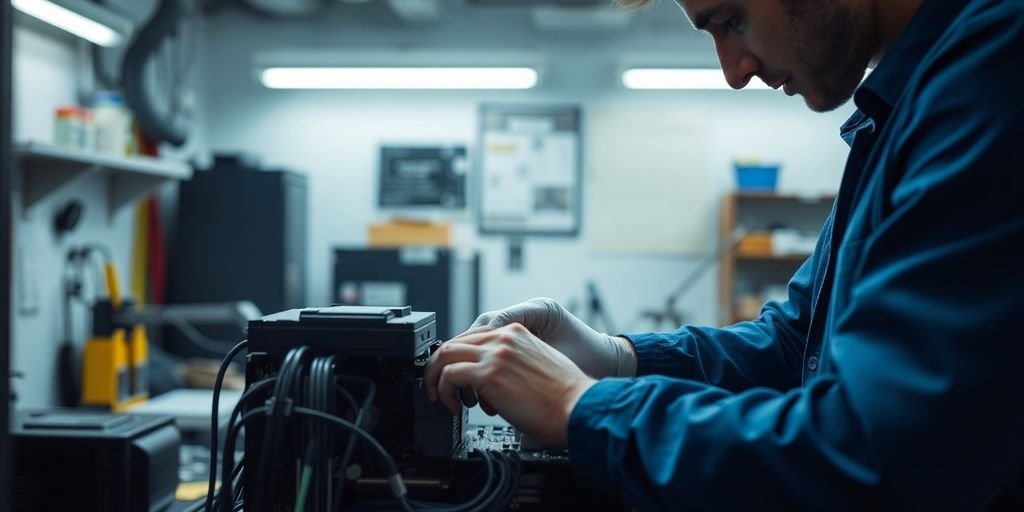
[10,24,135,407]
[197,6,856,338]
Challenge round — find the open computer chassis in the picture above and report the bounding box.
[226,306,628,511]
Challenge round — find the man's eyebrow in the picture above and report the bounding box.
[690,5,724,31]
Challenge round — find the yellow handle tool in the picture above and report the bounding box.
[105,261,122,310]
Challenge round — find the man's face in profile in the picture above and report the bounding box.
[677,0,874,112]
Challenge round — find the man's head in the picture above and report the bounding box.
[619,0,877,112]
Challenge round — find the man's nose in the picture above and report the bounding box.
[715,39,760,89]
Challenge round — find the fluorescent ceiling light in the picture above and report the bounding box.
[623,68,771,90]
[260,67,539,90]
[13,0,125,47]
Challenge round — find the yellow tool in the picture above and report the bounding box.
[81,260,150,411]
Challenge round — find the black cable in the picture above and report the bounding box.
[407,450,498,512]
[253,348,299,509]
[213,377,279,510]
[205,339,248,512]
[214,377,278,511]
[333,384,360,421]
[307,357,326,509]
[493,451,520,510]
[291,407,401,479]
[256,347,312,512]
[230,455,245,504]
[317,357,338,510]
[220,406,270,510]
[332,376,377,511]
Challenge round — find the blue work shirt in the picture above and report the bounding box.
[567,0,1024,509]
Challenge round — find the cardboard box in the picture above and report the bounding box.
[737,232,773,256]
[368,220,452,247]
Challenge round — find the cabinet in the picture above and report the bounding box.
[166,159,307,356]
[717,192,834,325]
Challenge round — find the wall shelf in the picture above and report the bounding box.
[14,141,192,220]
[736,254,811,262]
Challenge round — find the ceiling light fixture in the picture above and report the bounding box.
[260,67,539,90]
[622,68,771,90]
[12,0,130,47]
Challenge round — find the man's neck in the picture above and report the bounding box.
[870,0,926,66]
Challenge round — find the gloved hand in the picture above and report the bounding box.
[462,297,637,379]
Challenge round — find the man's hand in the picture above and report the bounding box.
[466,298,637,379]
[423,323,597,447]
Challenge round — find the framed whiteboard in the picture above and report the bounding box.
[477,104,582,236]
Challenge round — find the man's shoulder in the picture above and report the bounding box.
[950,0,1024,42]
[914,0,1024,93]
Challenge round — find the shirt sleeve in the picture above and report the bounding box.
[622,219,826,392]
[569,7,1024,510]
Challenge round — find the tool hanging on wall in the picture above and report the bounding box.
[80,246,151,411]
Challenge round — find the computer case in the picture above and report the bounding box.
[10,410,180,512]
[167,156,307,356]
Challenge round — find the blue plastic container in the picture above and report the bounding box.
[734,164,780,191]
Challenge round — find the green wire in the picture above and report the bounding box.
[295,462,314,512]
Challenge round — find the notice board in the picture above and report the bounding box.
[477,104,582,236]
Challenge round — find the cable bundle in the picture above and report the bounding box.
[195,341,522,512]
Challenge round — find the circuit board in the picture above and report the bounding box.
[458,424,572,464]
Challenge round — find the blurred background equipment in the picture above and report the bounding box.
[333,247,480,340]
[378,145,468,210]
[10,409,180,512]
[638,225,749,331]
[79,245,152,411]
[168,154,307,357]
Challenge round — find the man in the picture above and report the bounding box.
[424,0,1024,509]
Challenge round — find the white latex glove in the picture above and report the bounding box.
[463,297,637,379]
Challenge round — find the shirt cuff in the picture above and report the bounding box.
[567,378,635,488]
[621,332,696,379]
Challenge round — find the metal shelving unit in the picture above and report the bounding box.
[718,192,835,325]
[14,141,192,220]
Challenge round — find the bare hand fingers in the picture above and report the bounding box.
[480,398,498,416]
[424,343,486,402]
[437,362,479,415]
[450,325,495,342]
[459,387,479,408]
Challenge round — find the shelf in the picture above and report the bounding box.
[736,253,811,262]
[14,141,192,220]
[731,314,758,325]
[733,191,836,203]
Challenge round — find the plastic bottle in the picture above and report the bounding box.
[53,106,84,149]
[92,91,132,156]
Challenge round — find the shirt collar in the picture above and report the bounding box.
[853,0,971,123]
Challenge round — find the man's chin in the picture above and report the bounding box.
[802,90,854,113]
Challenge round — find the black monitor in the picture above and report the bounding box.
[2,0,13,507]
[378,145,468,209]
